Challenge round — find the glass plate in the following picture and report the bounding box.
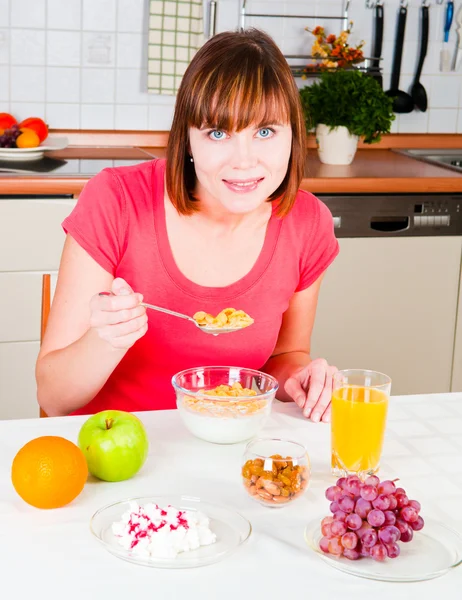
[305,515,462,582]
[90,494,252,569]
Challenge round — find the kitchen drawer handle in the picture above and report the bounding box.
[370,216,410,232]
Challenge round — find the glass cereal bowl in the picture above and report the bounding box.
[242,438,311,507]
[172,366,278,444]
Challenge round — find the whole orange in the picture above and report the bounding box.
[16,128,40,148]
[11,436,88,509]
[18,117,48,142]
[0,112,17,129]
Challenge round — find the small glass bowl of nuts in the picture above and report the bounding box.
[242,438,311,507]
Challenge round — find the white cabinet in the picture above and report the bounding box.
[452,275,462,392]
[0,197,76,420]
[311,237,462,396]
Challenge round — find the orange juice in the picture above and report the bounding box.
[331,385,388,476]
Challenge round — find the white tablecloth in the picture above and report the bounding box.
[1,394,461,600]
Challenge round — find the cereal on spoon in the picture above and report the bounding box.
[193,308,254,330]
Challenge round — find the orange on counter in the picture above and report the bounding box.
[11,436,88,509]
[16,128,40,148]
[18,117,48,142]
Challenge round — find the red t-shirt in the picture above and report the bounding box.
[62,159,339,415]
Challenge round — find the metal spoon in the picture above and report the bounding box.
[385,3,414,113]
[410,3,429,112]
[98,292,250,335]
[141,302,251,335]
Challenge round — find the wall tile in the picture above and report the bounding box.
[81,103,115,128]
[0,0,9,25]
[9,101,45,121]
[398,110,430,134]
[115,103,148,129]
[47,31,81,66]
[0,64,8,101]
[115,69,148,104]
[45,103,81,128]
[82,0,116,32]
[11,66,45,101]
[82,32,115,67]
[46,67,80,103]
[11,0,45,28]
[2,0,459,132]
[0,29,9,65]
[116,33,147,69]
[47,0,82,31]
[148,102,174,129]
[428,108,458,133]
[10,29,46,65]
[117,0,147,33]
[81,68,115,103]
[430,75,460,109]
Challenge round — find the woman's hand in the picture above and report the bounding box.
[90,277,148,350]
[284,358,337,423]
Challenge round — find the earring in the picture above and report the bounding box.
[190,156,194,163]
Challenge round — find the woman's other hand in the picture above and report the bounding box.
[284,358,337,423]
[90,277,148,349]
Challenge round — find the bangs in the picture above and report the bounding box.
[187,61,292,132]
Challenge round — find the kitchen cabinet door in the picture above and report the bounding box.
[0,341,40,419]
[0,197,75,271]
[452,271,462,392]
[310,237,462,395]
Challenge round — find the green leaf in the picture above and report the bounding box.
[299,70,395,144]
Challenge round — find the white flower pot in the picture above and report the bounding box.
[315,124,359,165]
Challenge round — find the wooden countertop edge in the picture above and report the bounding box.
[301,178,462,194]
[52,130,462,150]
[1,176,461,196]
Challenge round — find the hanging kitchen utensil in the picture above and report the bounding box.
[385,2,414,113]
[440,1,454,71]
[452,5,462,70]
[410,3,429,112]
[371,1,384,88]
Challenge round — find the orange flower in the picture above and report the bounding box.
[326,34,336,44]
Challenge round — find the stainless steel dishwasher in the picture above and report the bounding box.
[310,194,462,395]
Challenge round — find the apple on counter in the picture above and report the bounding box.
[78,410,149,482]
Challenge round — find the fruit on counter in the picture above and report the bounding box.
[18,117,48,142]
[78,410,149,482]
[11,436,88,509]
[242,455,310,505]
[319,475,424,561]
[16,128,40,148]
[0,114,48,148]
[0,124,22,148]
[0,112,17,129]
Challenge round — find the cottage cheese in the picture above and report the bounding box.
[111,501,216,559]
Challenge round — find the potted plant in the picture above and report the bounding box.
[299,25,395,165]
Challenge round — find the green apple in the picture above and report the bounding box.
[78,410,149,482]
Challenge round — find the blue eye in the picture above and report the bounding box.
[209,130,226,140]
[257,128,274,138]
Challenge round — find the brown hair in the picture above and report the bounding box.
[166,28,306,217]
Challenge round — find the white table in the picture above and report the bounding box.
[1,394,461,600]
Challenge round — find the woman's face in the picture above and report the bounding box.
[188,121,292,215]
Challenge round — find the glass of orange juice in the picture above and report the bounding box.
[331,369,391,479]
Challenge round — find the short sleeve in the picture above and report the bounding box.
[296,197,339,292]
[62,168,126,276]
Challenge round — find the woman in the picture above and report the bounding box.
[36,29,339,421]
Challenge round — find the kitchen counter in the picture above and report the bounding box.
[0,136,461,196]
[1,394,462,598]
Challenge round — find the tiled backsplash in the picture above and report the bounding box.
[0,0,460,133]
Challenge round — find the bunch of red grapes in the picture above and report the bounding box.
[320,474,424,561]
[0,124,21,148]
